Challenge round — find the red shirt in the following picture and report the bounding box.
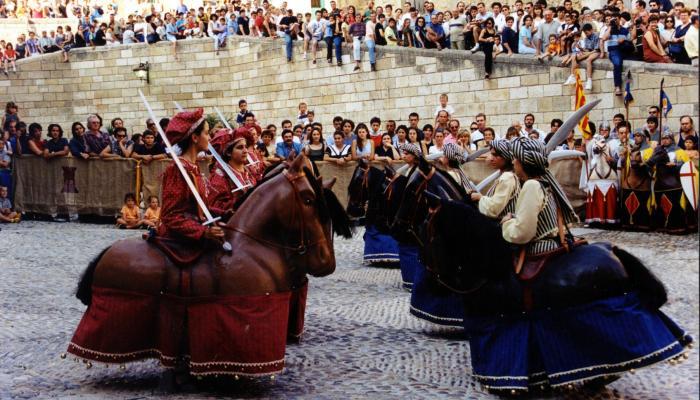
[157,159,209,241]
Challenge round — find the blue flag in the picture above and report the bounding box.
[660,89,673,117]
[624,71,633,106]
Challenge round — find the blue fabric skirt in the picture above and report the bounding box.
[363,224,400,266]
[465,292,692,391]
[399,244,464,327]
[398,243,418,291]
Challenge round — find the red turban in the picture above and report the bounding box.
[233,127,255,147]
[165,108,206,145]
[210,128,234,155]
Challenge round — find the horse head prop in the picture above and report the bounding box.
[391,155,466,245]
[230,153,352,279]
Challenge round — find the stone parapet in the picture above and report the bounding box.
[3,35,697,137]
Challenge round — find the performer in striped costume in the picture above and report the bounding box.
[501,137,578,256]
[441,143,478,193]
[470,139,520,220]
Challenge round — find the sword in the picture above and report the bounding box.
[545,99,602,154]
[139,91,219,226]
[174,102,250,193]
[475,170,501,192]
[214,106,259,167]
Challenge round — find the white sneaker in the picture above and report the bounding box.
[470,44,480,53]
[563,74,576,85]
[585,78,592,90]
[302,53,307,60]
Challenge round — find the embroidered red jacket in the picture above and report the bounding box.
[157,159,208,241]
[207,165,257,217]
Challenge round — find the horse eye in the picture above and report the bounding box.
[304,198,313,206]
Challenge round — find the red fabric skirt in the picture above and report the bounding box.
[585,185,619,225]
[67,283,308,377]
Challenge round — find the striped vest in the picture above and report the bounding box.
[526,181,561,256]
[486,172,521,220]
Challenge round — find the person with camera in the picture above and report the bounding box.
[600,13,630,96]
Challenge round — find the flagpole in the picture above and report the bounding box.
[658,78,665,144]
[624,71,631,123]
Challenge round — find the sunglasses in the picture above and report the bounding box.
[116,134,126,138]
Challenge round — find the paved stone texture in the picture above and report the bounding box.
[1,222,697,399]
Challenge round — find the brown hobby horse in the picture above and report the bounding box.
[68,154,352,381]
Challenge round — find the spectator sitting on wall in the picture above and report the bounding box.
[43,123,69,159]
[132,131,166,164]
[69,121,90,159]
[100,127,133,158]
[0,185,19,223]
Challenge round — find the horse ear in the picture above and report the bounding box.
[322,177,337,190]
[385,165,396,178]
[289,153,305,173]
[425,191,441,209]
[359,158,368,168]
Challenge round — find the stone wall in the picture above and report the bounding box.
[2,36,697,138]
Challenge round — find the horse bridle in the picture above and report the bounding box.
[230,169,328,256]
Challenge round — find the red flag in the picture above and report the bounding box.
[575,71,592,140]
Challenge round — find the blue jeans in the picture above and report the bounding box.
[284,33,293,60]
[353,36,362,61]
[365,38,376,64]
[333,36,343,63]
[608,47,624,88]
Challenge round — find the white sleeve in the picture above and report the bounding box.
[502,180,544,245]
[478,172,517,219]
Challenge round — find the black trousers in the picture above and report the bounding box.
[325,37,333,61]
[481,42,494,74]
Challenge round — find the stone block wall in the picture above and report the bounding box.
[2,36,697,138]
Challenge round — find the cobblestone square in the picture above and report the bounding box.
[1,222,697,399]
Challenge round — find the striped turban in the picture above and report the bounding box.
[442,143,467,163]
[489,139,513,162]
[442,143,477,193]
[400,142,423,158]
[511,137,578,225]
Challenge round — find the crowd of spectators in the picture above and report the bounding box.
[3,96,698,225]
[0,0,696,88]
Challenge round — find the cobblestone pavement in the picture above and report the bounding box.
[1,222,698,399]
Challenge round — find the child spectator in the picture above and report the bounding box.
[559,31,583,67]
[3,43,17,76]
[2,101,19,132]
[296,102,310,126]
[236,99,248,125]
[434,93,455,118]
[0,186,19,223]
[116,193,142,229]
[492,35,504,58]
[142,195,161,228]
[538,33,561,60]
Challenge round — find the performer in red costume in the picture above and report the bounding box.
[157,108,224,244]
[208,128,257,218]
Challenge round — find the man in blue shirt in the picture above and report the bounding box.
[275,129,303,159]
[425,13,444,49]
